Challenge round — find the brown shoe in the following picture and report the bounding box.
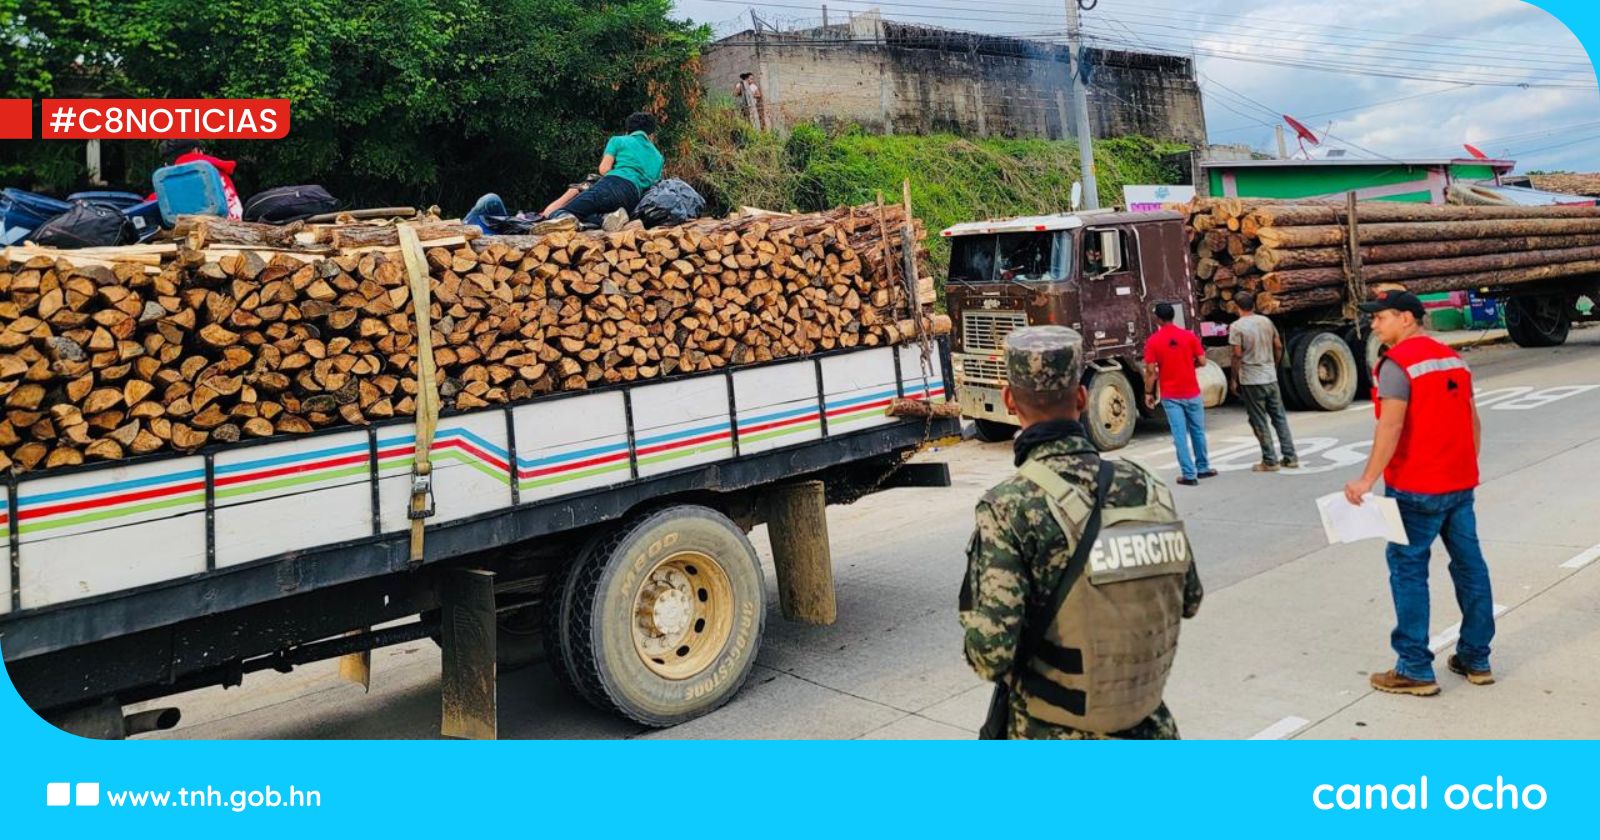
[1369,669,1440,696]
[1252,462,1279,472]
[1448,655,1495,686]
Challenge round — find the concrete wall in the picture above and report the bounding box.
[701,23,1205,146]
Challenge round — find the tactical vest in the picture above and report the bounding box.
[1013,460,1192,734]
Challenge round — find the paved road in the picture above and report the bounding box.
[138,329,1600,739]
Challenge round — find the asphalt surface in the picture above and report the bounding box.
[135,328,1600,739]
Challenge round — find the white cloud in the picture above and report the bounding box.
[673,0,1600,171]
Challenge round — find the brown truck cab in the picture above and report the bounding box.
[943,209,1205,450]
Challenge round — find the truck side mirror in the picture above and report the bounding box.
[1099,230,1124,272]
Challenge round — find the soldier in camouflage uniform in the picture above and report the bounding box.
[960,326,1204,740]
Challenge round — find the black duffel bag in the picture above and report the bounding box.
[30,202,135,248]
[634,178,706,229]
[243,185,339,223]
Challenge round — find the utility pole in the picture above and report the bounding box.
[1065,0,1099,209]
[1276,124,1288,159]
[822,4,829,28]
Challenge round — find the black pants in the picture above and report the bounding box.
[553,175,640,227]
[1240,382,1297,462]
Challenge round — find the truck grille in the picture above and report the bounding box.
[960,356,1008,386]
[961,310,1028,352]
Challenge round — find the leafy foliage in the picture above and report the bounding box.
[1,0,707,209]
[678,102,1190,272]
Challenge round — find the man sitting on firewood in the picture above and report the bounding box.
[464,112,664,235]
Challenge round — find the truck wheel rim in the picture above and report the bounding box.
[630,550,735,680]
[1096,386,1131,438]
[1316,348,1349,393]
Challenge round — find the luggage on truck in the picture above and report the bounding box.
[243,185,339,223]
[1,188,72,245]
[29,201,136,248]
[153,160,230,225]
[634,178,706,229]
[66,190,147,211]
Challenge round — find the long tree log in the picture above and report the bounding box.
[1245,202,1600,234]
[1255,234,1600,271]
[1257,218,1600,249]
[176,217,304,249]
[1257,287,1344,315]
[1395,259,1600,295]
[327,222,481,249]
[1263,245,1600,293]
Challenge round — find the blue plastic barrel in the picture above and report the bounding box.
[153,161,228,225]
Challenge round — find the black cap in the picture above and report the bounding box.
[1358,289,1426,320]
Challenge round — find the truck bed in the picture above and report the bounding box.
[2,343,953,696]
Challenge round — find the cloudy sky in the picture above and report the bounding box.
[670,0,1600,173]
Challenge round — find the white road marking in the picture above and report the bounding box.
[1250,716,1311,740]
[1429,603,1510,653]
[1560,543,1600,571]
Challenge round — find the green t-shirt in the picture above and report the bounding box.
[603,131,663,191]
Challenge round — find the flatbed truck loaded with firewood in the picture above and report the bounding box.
[0,204,959,739]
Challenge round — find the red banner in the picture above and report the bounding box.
[0,99,31,139]
[38,99,290,139]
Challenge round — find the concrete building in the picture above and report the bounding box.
[701,14,1207,147]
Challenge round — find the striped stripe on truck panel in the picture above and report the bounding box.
[17,465,206,540]
[214,439,372,505]
[736,403,822,446]
[634,419,735,469]
[515,438,631,490]
[376,427,513,484]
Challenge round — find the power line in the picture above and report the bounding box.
[693,0,1595,66]
[1080,25,1595,81]
[1078,32,1594,89]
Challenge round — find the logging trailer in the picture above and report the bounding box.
[0,341,958,738]
[945,208,1600,435]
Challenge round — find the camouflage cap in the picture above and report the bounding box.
[1005,326,1085,392]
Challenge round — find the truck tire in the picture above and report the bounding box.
[563,506,766,727]
[1084,369,1138,452]
[1344,325,1382,398]
[541,553,595,702]
[972,418,1017,443]
[1505,294,1572,347]
[1289,330,1358,411]
[1278,332,1314,411]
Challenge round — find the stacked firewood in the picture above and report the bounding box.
[0,205,945,472]
[1170,197,1600,317]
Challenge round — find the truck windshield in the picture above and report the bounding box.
[948,233,1068,284]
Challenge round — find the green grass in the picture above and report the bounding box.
[674,101,1191,280]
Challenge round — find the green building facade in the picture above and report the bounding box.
[1203,159,1513,204]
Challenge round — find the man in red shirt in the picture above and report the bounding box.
[1142,303,1214,486]
[1344,290,1494,696]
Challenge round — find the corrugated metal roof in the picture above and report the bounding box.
[1526,173,1600,197]
[939,210,1179,237]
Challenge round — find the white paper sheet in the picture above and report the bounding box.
[1316,492,1410,545]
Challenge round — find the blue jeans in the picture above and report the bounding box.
[1386,488,1495,681]
[1160,396,1211,480]
[464,193,508,233]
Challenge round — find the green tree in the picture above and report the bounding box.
[2,0,707,209]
